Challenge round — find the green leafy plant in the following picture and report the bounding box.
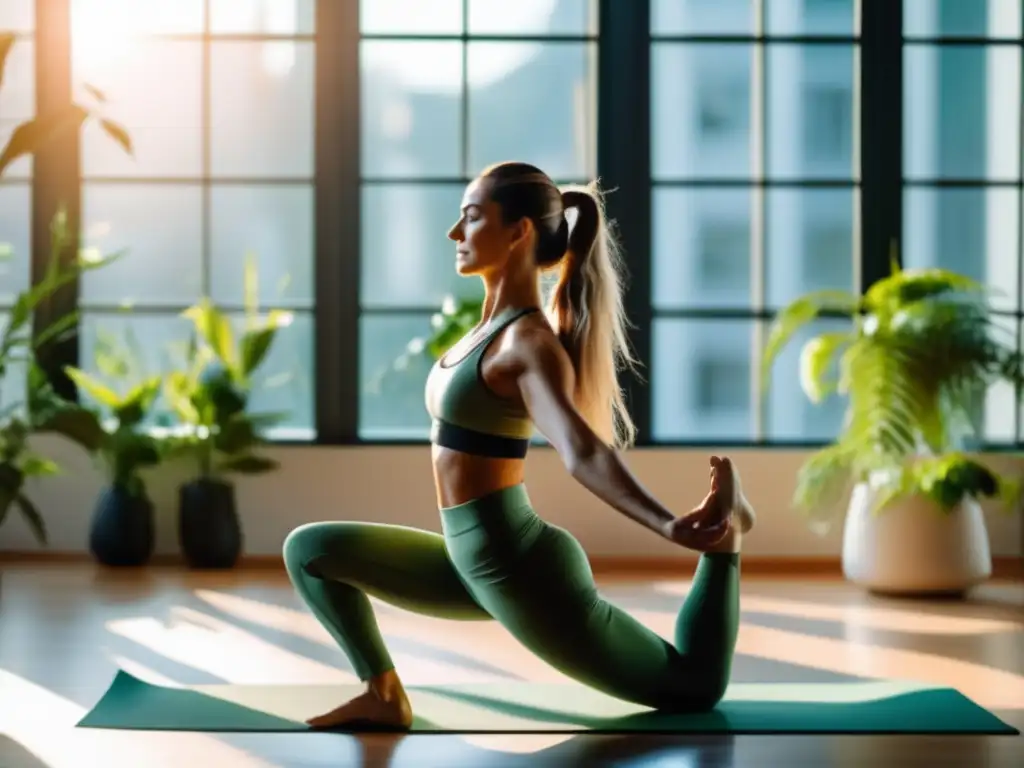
[0,31,131,177]
[62,326,165,498]
[162,260,290,481]
[761,255,1024,521]
[0,215,118,543]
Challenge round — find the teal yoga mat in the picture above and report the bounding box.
[77,670,1018,735]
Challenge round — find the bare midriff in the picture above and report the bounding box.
[431,444,527,508]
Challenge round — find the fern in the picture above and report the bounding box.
[764,262,1024,518]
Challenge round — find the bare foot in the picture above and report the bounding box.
[306,675,413,731]
[702,456,755,553]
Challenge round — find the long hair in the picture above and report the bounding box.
[482,162,639,449]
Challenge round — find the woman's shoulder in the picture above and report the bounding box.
[505,314,574,374]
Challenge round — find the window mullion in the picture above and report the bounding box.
[860,0,904,289]
[31,0,80,403]
[598,0,652,444]
[314,0,360,443]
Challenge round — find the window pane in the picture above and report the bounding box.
[904,0,1022,39]
[359,0,464,35]
[70,0,205,37]
[468,0,597,35]
[903,45,1021,180]
[985,315,1019,444]
[765,188,855,308]
[0,313,27,416]
[74,40,203,178]
[210,41,315,178]
[652,44,753,181]
[361,42,463,179]
[652,187,752,310]
[0,39,34,179]
[467,42,596,179]
[210,185,314,309]
[0,1,34,31]
[763,316,851,441]
[359,313,436,439]
[361,183,483,308]
[651,0,753,35]
[766,45,856,179]
[80,185,204,307]
[765,0,856,36]
[210,0,316,34]
[235,311,315,437]
[0,185,31,303]
[652,318,754,441]
[903,187,1020,312]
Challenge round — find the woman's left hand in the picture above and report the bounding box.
[660,509,731,551]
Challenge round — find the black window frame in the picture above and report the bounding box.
[15,0,1023,451]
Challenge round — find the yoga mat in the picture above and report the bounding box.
[77,670,1018,735]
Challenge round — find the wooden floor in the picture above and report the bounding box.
[0,563,1021,768]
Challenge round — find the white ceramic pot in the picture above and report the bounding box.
[841,482,992,596]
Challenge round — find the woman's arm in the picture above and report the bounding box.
[512,331,690,540]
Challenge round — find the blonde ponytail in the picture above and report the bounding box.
[546,183,639,448]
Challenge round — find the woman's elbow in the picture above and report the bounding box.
[562,433,607,478]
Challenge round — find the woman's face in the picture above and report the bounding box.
[447,178,526,277]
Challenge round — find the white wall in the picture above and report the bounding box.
[1,435,1021,561]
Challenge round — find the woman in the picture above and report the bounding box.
[283,161,756,730]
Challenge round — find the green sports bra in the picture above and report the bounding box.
[424,306,539,458]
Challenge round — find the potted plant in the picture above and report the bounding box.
[163,267,290,569]
[0,216,116,547]
[761,257,1024,596]
[62,325,165,566]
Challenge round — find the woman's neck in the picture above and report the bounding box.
[479,269,542,323]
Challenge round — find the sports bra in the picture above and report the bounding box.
[424,306,539,459]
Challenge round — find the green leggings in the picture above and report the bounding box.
[283,484,741,712]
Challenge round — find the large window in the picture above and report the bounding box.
[902,0,1023,445]
[71,0,317,437]
[650,0,858,442]
[6,0,1024,448]
[356,0,598,440]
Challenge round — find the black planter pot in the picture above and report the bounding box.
[89,485,156,567]
[178,478,242,569]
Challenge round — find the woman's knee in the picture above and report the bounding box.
[282,521,345,573]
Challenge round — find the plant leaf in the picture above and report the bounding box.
[761,289,860,394]
[0,105,89,177]
[183,299,237,372]
[19,454,61,478]
[14,492,47,545]
[99,117,133,156]
[113,376,162,427]
[0,32,15,95]
[797,330,852,403]
[34,310,80,351]
[64,366,122,408]
[34,407,105,453]
[239,327,276,377]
